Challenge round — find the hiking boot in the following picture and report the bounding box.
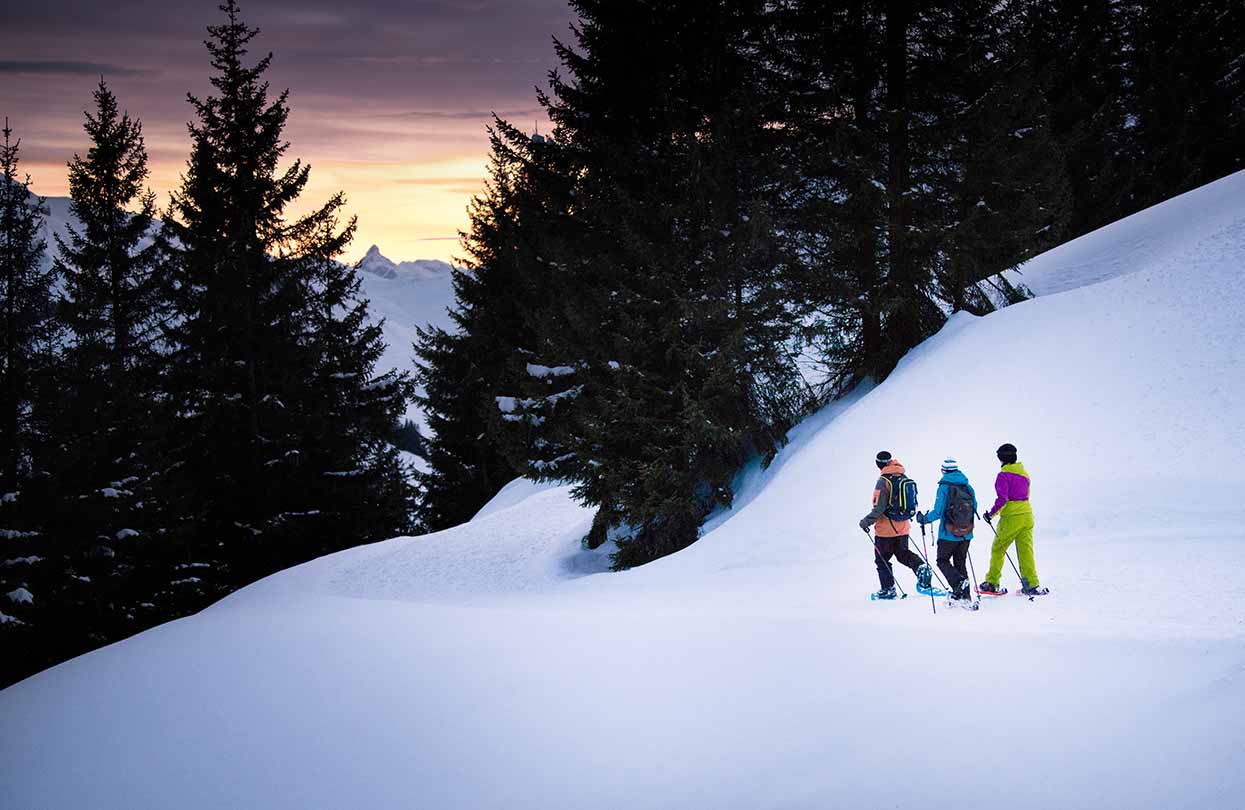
[954,579,972,600]
[1021,584,1050,596]
[916,563,932,590]
[978,580,1006,595]
[872,586,898,600]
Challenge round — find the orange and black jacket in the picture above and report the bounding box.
[861,459,912,538]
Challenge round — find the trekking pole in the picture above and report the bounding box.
[919,521,936,615]
[979,512,1027,588]
[965,546,982,609]
[862,527,907,599]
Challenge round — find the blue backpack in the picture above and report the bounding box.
[882,474,919,521]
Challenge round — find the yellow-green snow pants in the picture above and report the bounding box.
[986,510,1039,587]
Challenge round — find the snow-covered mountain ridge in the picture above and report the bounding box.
[354,244,453,282]
[3,172,1244,808]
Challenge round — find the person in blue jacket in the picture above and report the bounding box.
[917,458,978,604]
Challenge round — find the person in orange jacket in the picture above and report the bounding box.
[859,450,932,599]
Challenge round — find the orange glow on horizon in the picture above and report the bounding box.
[21,107,502,267]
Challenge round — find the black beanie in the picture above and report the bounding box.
[875,450,892,468]
[997,443,1017,463]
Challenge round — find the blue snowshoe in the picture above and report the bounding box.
[914,564,946,596]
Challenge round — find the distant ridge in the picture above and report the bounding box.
[354,244,453,282]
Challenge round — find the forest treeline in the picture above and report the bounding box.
[2,0,1241,686]
[1,2,415,687]
[412,0,1243,566]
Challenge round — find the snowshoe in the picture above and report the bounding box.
[916,584,948,597]
[944,594,979,611]
[1020,584,1050,597]
[977,581,1007,596]
[870,586,899,601]
[916,563,933,591]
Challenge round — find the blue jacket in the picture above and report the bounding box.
[921,471,978,542]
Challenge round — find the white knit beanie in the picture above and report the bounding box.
[940,458,958,473]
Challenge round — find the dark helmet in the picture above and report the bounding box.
[875,450,892,469]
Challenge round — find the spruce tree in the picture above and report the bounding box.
[0,119,57,685]
[1016,0,1133,239]
[772,1,946,388]
[295,215,417,558]
[0,121,54,498]
[772,1,1074,383]
[920,2,1070,311]
[47,81,165,641]
[159,0,414,601]
[496,0,804,566]
[412,126,533,532]
[1122,0,1245,211]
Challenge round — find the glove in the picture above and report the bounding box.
[858,516,873,531]
[916,512,927,527]
[982,511,993,523]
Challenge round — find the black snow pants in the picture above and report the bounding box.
[937,539,971,598]
[874,536,924,589]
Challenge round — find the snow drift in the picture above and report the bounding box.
[3,172,1244,809]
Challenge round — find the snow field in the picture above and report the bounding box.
[3,172,1244,808]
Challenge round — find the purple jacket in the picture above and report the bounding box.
[986,462,1032,519]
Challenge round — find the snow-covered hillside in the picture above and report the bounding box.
[3,172,1244,809]
[353,246,456,430]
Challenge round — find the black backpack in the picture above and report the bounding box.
[882,474,919,521]
[944,484,975,537]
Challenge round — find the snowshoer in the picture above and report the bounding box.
[980,443,1047,596]
[859,451,931,599]
[917,458,976,605]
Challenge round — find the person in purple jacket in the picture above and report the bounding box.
[980,443,1048,596]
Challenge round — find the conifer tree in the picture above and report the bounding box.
[159,0,414,600]
[1121,0,1245,212]
[47,81,165,636]
[772,1,945,388]
[772,1,1071,383]
[919,2,1070,311]
[294,216,417,559]
[0,119,57,684]
[412,125,533,532]
[1016,0,1133,239]
[495,0,804,566]
[0,121,55,498]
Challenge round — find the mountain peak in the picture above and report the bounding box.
[355,244,453,281]
[355,245,400,278]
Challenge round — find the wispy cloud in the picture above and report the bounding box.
[394,176,482,186]
[338,55,545,67]
[2,0,574,264]
[0,60,157,77]
[382,109,543,121]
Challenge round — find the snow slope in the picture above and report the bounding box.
[3,172,1245,809]
[1006,170,1245,296]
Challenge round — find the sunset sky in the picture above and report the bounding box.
[1,0,576,264]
